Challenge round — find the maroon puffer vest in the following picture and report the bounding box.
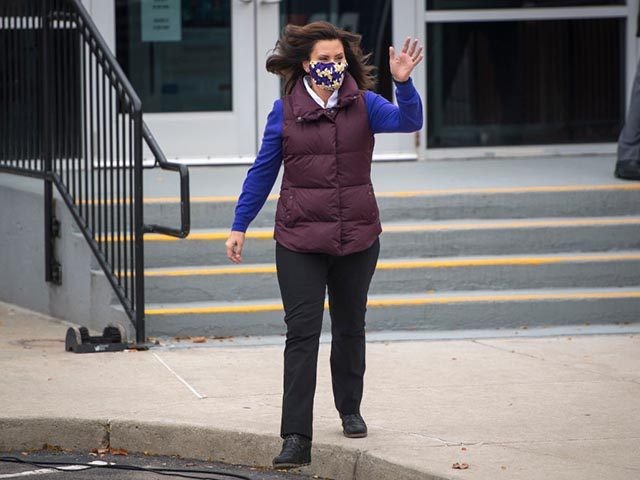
[273,72,382,256]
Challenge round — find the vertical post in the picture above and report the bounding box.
[42,0,54,283]
[132,107,145,344]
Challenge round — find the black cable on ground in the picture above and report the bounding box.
[0,456,256,480]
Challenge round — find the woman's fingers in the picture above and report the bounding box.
[401,36,411,54]
[393,38,423,63]
[225,233,244,264]
[391,37,424,80]
[413,46,423,62]
[408,38,418,57]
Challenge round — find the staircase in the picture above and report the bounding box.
[94,156,640,339]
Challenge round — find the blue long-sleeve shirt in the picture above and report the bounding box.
[231,77,423,232]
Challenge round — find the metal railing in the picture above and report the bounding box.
[0,0,190,343]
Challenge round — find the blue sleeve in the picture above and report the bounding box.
[365,77,423,134]
[231,100,283,232]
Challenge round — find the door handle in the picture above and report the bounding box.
[260,0,281,3]
[237,0,252,3]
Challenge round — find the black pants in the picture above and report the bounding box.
[275,237,380,440]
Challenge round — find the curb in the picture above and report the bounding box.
[0,416,443,480]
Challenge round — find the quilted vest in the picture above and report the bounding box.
[273,72,382,256]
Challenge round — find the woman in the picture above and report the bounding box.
[225,21,423,469]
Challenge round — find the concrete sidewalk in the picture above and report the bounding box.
[1,301,639,480]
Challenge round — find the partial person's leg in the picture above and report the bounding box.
[617,57,640,179]
[276,242,328,440]
[326,237,380,415]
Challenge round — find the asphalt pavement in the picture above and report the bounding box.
[0,450,311,480]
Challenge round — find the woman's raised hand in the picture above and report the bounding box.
[226,231,246,264]
[389,37,424,83]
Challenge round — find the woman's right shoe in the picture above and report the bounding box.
[272,433,312,469]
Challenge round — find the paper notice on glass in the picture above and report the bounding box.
[141,0,182,42]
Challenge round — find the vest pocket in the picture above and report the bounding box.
[283,188,297,227]
[368,184,380,221]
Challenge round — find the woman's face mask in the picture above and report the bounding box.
[308,60,348,91]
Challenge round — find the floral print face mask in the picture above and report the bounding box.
[308,60,348,91]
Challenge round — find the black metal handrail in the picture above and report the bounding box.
[142,123,190,238]
[0,0,190,343]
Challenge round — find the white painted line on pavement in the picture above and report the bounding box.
[152,352,207,400]
[0,469,57,478]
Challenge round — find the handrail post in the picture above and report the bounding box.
[133,108,145,344]
[42,0,58,284]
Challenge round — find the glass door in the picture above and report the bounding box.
[115,0,257,161]
[114,0,425,162]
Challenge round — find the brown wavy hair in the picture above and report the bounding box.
[266,21,376,95]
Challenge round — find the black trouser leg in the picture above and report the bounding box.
[276,242,328,440]
[619,57,640,161]
[327,238,380,416]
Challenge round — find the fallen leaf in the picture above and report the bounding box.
[191,336,207,343]
[501,465,507,470]
[110,448,128,456]
[461,447,467,451]
[96,448,109,455]
[42,443,63,452]
[452,462,469,469]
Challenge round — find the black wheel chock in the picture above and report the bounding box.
[65,324,129,353]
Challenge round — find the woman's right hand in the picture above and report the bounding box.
[225,231,246,264]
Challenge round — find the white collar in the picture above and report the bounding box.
[303,75,339,109]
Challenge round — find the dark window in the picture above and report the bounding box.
[427,18,625,147]
[427,1,625,9]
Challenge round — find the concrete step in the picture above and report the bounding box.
[141,183,640,229]
[136,216,640,268]
[141,251,640,303]
[137,286,640,337]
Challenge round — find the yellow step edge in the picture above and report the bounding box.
[77,183,640,206]
[142,252,640,277]
[145,290,640,315]
[98,216,640,242]
[148,183,640,203]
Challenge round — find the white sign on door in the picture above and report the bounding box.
[141,0,182,42]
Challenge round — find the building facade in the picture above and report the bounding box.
[81,0,636,163]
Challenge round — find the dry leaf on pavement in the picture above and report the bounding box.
[109,448,128,456]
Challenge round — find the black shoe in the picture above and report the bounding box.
[340,413,368,438]
[272,434,311,469]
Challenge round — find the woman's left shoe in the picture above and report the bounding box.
[272,434,312,469]
[340,413,368,438]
